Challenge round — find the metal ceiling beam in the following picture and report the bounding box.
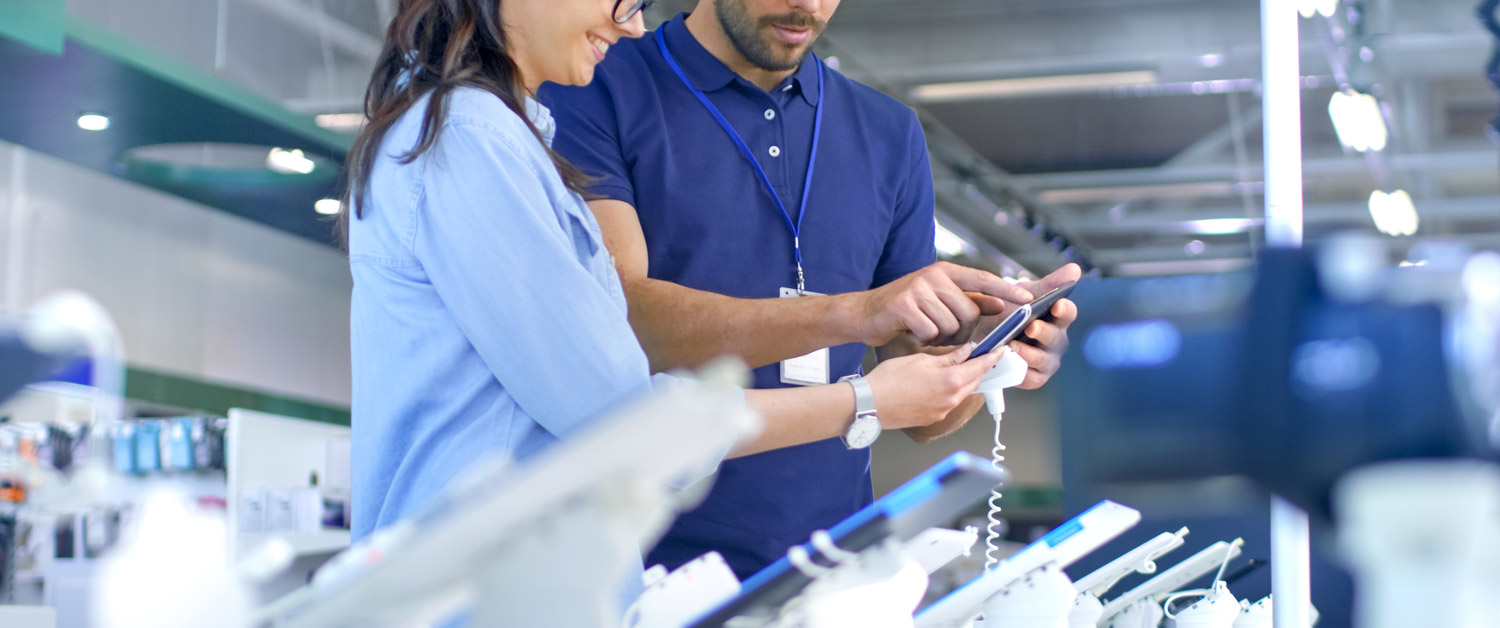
[1095,229,1500,268]
[1060,195,1500,235]
[1014,149,1498,192]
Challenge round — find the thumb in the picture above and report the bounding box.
[944,342,976,365]
[958,348,1005,377]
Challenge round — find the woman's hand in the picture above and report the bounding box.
[863,343,1004,431]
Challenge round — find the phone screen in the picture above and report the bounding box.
[968,305,1030,360]
[966,281,1077,361]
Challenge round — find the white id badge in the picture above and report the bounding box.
[779,287,831,386]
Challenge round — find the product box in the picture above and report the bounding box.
[164,418,196,471]
[239,489,268,533]
[112,424,136,474]
[267,490,296,532]
[133,421,161,472]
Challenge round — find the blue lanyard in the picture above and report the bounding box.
[656,32,825,295]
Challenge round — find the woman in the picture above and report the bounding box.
[343,0,1004,547]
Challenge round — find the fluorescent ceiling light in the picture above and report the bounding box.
[1182,218,1263,235]
[1368,190,1418,236]
[935,220,976,258]
[314,198,342,216]
[1040,182,1242,205]
[1113,258,1254,277]
[315,113,366,133]
[267,147,316,175]
[77,113,110,131]
[1329,90,1387,152]
[1298,0,1338,18]
[910,70,1158,103]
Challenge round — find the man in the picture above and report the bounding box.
[540,0,1080,580]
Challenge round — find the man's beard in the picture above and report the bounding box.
[713,0,826,72]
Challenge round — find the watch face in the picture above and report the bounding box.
[846,415,881,449]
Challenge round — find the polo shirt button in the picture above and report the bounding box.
[782,84,793,92]
[764,109,776,121]
[769,146,781,157]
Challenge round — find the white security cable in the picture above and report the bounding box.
[975,348,1029,569]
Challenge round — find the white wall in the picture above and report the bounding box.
[0,140,352,407]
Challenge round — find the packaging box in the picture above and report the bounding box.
[238,489,267,533]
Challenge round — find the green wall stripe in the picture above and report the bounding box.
[0,0,66,55]
[125,366,350,426]
[63,16,353,153]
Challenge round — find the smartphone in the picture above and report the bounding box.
[967,281,1077,360]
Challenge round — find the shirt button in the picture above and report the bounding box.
[782,84,793,92]
[764,109,776,121]
[769,146,781,157]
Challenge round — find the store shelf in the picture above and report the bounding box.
[239,528,350,557]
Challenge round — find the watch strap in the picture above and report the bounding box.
[848,376,875,416]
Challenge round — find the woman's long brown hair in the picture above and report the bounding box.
[340,0,594,242]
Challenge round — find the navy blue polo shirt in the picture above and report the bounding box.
[539,14,937,580]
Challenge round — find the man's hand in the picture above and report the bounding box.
[1008,263,1082,390]
[894,262,1082,443]
[847,261,1035,349]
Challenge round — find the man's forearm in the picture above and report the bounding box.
[625,276,863,373]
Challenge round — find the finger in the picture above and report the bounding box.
[1008,341,1062,389]
[941,264,1034,303]
[933,288,982,346]
[1048,298,1079,329]
[891,293,941,343]
[1024,263,1083,294]
[1023,319,1066,350]
[942,341,976,365]
[914,289,962,344]
[968,292,1009,316]
[953,348,1004,382]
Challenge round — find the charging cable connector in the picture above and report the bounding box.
[977,347,1029,416]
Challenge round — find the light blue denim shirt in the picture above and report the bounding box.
[347,87,657,541]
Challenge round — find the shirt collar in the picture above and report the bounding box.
[525,97,556,147]
[659,13,822,106]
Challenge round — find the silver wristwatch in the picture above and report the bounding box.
[841,375,881,449]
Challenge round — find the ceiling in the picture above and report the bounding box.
[52,0,1500,276]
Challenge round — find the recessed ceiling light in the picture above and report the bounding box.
[314,198,342,215]
[267,147,317,175]
[315,113,366,133]
[77,113,110,131]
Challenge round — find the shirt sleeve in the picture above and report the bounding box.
[871,113,939,288]
[539,75,636,203]
[412,119,652,439]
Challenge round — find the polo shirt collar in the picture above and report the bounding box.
[660,14,822,106]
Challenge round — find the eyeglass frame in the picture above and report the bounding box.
[613,0,657,24]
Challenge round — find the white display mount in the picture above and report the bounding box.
[916,500,1142,628]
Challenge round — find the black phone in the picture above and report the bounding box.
[967,281,1076,360]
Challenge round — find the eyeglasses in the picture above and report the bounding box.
[613,0,657,23]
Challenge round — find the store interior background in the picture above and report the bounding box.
[0,0,1495,626]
